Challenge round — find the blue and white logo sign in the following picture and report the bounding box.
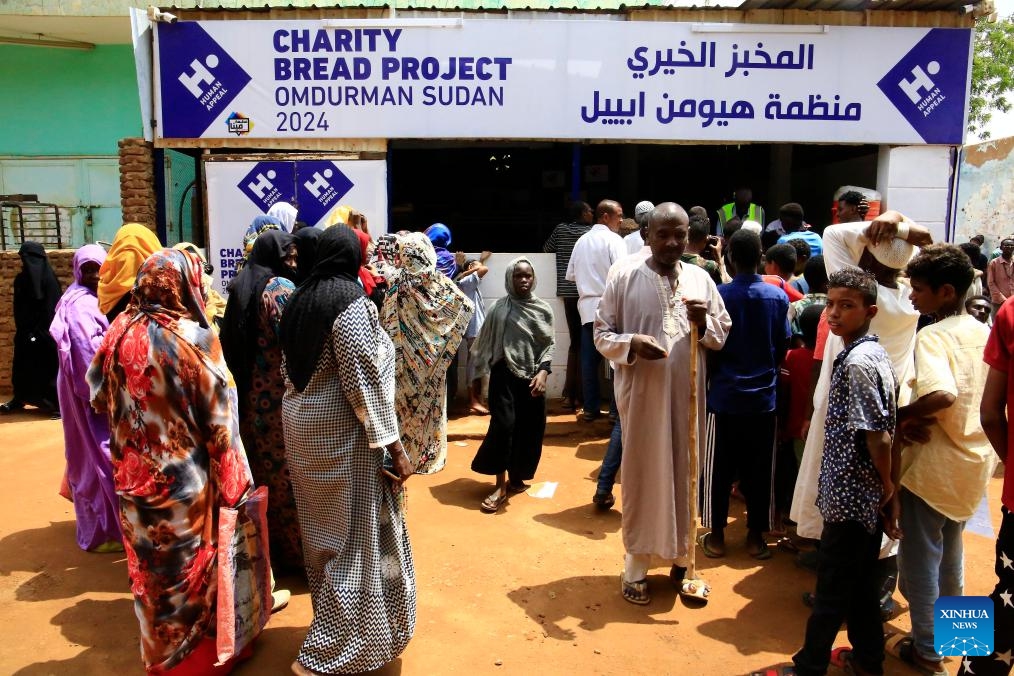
[237,161,295,213]
[877,28,971,145]
[157,23,252,138]
[295,161,354,227]
[934,596,993,657]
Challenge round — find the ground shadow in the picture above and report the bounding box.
[0,520,127,600]
[506,574,679,642]
[13,598,137,675]
[427,477,516,515]
[235,625,403,676]
[574,439,608,462]
[532,504,621,541]
[0,408,60,426]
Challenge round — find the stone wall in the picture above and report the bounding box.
[119,138,157,228]
[0,250,75,395]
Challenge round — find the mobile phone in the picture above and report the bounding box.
[707,236,719,246]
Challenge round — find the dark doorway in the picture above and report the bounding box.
[388,141,878,252]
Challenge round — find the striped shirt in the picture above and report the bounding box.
[543,221,591,298]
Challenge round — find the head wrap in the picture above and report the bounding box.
[267,202,298,232]
[325,204,353,228]
[353,228,380,295]
[49,245,108,357]
[866,236,916,271]
[241,215,282,267]
[97,223,161,315]
[173,242,226,332]
[292,226,322,284]
[741,220,763,235]
[470,257,555,381]
[18,241,61,301]
[424,223,457,278]
[221,230,295,402]
[279,226,364,392]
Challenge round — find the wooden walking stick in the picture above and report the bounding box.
[682,320,709,602]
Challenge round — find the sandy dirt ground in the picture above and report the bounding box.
[0,405,1004,676]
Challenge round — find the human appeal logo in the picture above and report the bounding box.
[295,161,354,227]
[934,596,993,658]
[158,23,252,138]
[877,28,971,144]
[238,162,295,213]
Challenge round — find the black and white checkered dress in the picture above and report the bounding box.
[282,296,416,674]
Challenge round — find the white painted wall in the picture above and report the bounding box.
[452,252,572,399]
[876,145,955,242]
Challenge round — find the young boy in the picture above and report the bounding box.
[455,252,491,414]
[889,244,994,675]
[793,267,897,676]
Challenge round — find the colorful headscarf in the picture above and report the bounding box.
[424,223,457,278]
[354,228,379,295]
[97,223,161,315]
[173,242,226,331]
[325,204,353,228]
[241,215,282,267]
[380,232,472,472]
[470,257,555,381]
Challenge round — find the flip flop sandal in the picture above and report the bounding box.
[620,573,650,605]
[507,482,530,495]
[679,578,710,605]
[698,532,725,558]
[749,542,773,560]
[480,491,508,513]
[829,646,853,671]
[748,665,797,675]
[776,537,801,554]
[884,633,948,676]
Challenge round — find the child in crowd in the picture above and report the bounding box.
[789,256,829,340]
[792,267,897,676]
[456,251,491,414]
[886,244,994,676]
[965,293,992,326]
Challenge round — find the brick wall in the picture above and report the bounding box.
[120,138,157,228]
[0,250,75,395]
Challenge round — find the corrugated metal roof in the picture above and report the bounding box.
[166,0,980,11]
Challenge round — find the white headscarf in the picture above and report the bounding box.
[267,202,298,232]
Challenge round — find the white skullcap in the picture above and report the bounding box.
[633,201,655,226]
[866,237,915,270]
[741,220,763,235]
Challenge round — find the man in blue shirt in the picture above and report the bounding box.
[700,229,790,560]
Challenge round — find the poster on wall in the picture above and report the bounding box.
[152,19,972,144]
[205,158,387,294]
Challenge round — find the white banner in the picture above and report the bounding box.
[205,158,388,294]
[154,19,971,145]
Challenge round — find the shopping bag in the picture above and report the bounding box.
[216,486,271,664]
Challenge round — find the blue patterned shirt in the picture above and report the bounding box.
[817,334,897,533]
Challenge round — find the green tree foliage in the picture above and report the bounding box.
[970,15,1014,139]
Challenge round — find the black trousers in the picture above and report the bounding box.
[708,411,776,533]
[957,506,1014,676]
[794,520,885,676]
[470,361,547,481]
[562,297,582,403]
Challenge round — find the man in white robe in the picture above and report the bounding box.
[595,202,731,605]
[791,210,932,541]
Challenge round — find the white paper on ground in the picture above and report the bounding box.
[527,481,558,499]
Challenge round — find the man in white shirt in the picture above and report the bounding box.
[624,200,655,255]
[567,199,627,421]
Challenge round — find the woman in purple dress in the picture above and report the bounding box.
[49,244,122,552]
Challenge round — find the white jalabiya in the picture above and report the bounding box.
[595,260,730,564]
[790,222,919,540]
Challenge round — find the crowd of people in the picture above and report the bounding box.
[6,188,1012,676]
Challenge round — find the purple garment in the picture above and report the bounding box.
[49,245,121,551]
[425,223,457,278]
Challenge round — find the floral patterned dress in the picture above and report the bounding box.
[240,276,303,574]
[87,249,254,675]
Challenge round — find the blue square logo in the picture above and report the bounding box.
[295,161,355,227]
[158,23,252,138]
[876,28,971,144]
[934,596,994,657]
[237,162,296,213]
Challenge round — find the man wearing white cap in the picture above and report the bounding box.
[791,210,933,618]
[624,201,655,256]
